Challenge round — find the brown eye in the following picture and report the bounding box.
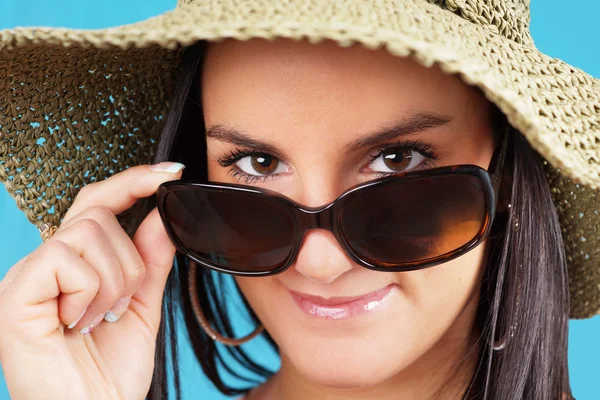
[235,152,288,177]
[383,149,413,171]
[251,154,279,175]
[369,148,425,174]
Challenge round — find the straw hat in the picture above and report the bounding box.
[0,0,598,319]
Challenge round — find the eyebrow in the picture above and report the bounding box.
[344,112,452,152]
[205,112,452,157]
[206,124,287,160]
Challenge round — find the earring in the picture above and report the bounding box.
[492,324,515,351]
[188,260,265,346]
[492,266,522,351]
[492,299,520,351]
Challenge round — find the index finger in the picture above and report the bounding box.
[62,162,185,223]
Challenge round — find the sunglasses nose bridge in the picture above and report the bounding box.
[298,203,336,233]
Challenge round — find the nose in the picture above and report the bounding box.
[293,229,357,284]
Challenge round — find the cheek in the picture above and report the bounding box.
[234,275,288,325]
[406,242,488,328]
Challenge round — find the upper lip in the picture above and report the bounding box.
[288,284,397,306]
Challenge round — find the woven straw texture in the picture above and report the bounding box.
[0,0,598,318]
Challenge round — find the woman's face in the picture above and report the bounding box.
[202,39,495,392]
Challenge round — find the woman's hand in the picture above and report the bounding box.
[0,162,184,400]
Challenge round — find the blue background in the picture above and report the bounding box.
[0,0,598,398]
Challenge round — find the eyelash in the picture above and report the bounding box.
[217,148,256,167]
[216,140,439,183]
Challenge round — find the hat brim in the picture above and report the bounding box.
[0,0,598,318]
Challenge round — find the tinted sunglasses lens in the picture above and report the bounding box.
[163,187,295,273]
[339,174,488,265]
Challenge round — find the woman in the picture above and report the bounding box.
[0,1,597,399]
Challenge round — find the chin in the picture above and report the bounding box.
[281,336,409,389]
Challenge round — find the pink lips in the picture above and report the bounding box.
[290,284,397,320]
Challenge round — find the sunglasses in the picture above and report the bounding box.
[157,134,508,276]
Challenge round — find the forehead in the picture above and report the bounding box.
[200,38,490,144]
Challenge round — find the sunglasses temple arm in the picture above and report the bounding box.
[187,97,202,109]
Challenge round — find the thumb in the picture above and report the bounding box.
[131,207,177,329]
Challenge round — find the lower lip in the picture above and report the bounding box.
[290,284,397,320]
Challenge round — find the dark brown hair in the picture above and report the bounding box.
[146,42,572,400]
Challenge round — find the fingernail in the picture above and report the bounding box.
[80,313,105,335]
[149,162,185,174]
[104,296,132,323]
[67,307,88,329]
